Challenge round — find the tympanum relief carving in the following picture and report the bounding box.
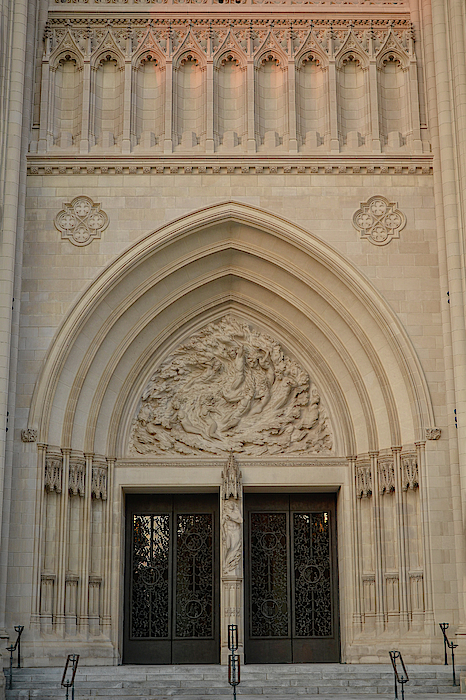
[129,316,333,456]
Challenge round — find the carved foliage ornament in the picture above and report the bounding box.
[21,428,37,442]
[54,196,109,246]
[352,196,406,246]
[356,461,372,498]
[45,456,63,494]
[378,456,395,495]
[402,454,419,491]
[130,315,333,456]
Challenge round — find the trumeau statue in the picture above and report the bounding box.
[129,315,333,456]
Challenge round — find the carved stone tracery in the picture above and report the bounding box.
[130,316,333,456]
[54,196,109,246]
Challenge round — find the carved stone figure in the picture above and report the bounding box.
[222,498,243,575]
[130,315,333,456]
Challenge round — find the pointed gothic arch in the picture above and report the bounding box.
[27,201,435,461]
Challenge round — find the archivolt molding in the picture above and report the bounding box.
[27,201,435,457]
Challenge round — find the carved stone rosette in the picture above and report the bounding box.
[425,427,441,440]
[352,196,406,246]
[54,196,109,246]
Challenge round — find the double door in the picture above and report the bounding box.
[244,493,339,663]
[124,493,219,664]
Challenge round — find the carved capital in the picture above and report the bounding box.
[355,459,372,498]
[401,453,418,491]
[69,456,85,496]
[45,454,63,494]
[378,455,395,495]
[91,463,108,500]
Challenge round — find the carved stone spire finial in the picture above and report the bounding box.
[221,451,242,501]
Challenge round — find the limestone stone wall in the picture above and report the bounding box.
[3,0,466,670]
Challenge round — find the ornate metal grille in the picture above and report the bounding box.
[250,513,289,637]
[293,512,332,637]
[131,514,170,638]
[175,514,213,638]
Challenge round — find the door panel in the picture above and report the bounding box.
[245,493,339,664]
[124,493,219,664]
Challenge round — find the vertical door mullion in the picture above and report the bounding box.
[170,496,175,659]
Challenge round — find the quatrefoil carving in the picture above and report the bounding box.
[352,195,406,246]
[54,195,109,246]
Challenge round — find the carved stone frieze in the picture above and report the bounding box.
[21,428,37,442]
[378,456,395,494]
[352,196,406,246]
[54,196,109,246]
[425,427,441,440]
[356,460,372,498]
[401,453,419,491]
[130,315,333,456]
[45,454,63,493]
[29,162,432,177]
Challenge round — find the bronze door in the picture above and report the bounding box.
[244,493,339,663]
[124,493,219,664]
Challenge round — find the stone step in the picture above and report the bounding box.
[5,665,462,700]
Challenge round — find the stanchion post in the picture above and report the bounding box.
[228,624,240,700]
[439,623,458,685]
[61,654,80,700]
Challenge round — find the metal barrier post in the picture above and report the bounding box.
[5,624,24,689]
[61,654,80,700]
[439,623,458,685]
[389,650,409,700]
[228,624,240,700]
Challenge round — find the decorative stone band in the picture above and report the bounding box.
[28,161,433,177]
[355,460,372,498]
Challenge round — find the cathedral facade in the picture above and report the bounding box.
[1,0,466,679]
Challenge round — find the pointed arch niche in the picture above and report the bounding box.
[377,54,409,151]
[296,54,328,151]
[53,55,82,149]
[134,54,165,150]
[174,53,205,150]
[255,55,288,151]
[91,54,124,149]
[336,55,368,150]
[215,54,246,152]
